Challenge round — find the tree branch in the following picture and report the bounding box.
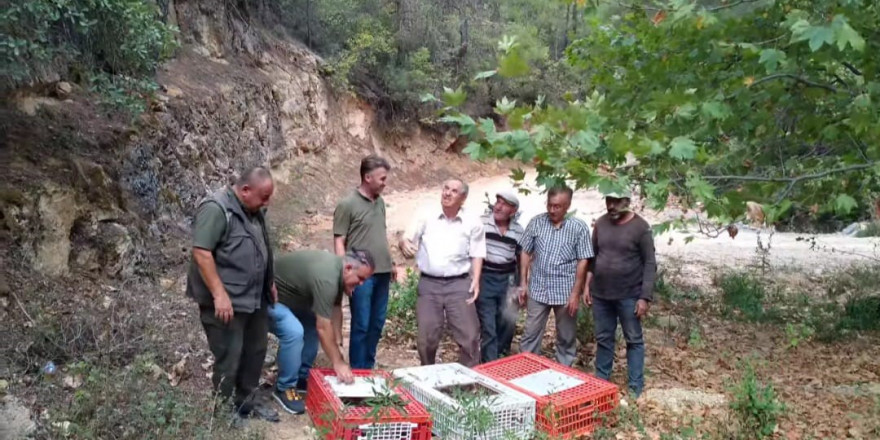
[751,74,840,93]
[842,62,862,76]
[702,163,875,183]
[707,0,761,12]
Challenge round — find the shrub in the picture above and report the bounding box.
[729,362,785,439]
[31,356,264,440]
[838,295,880,332]
[720,273,767,322]
[1,0,178,112]
[385,268,419,341]
[856,222,880,238]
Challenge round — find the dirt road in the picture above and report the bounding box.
[383,170,878,271]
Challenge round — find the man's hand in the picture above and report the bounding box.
[582,287,592,307]
[399,239,417,258]
[214,292,234,324]
[271,282,278,304]
[518,287,528,306]
[466,278,480,305]
[634,299,650,319]
[333,361,354,384]
[566,292,580,317]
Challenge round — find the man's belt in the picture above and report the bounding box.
[483,267,516,275]
[420,272,468,280]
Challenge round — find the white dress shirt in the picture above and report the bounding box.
[406,208,487,277]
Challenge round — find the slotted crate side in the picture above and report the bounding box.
[305,368,433,440]
[393,363,536,440]
[475,353,619,439]
[539,390,617,438]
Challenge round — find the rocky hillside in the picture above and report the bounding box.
[2,0,499,281]
[0,1,504,436]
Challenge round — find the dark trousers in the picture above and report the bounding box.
[416,276,481,367]
[199,305,269,409]
[349,272,392,369]
[476,271,516,363]
[592,297,645,396]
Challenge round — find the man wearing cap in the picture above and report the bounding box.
[585,189,656,398]
[477,190,524,363]
[398,178,486,367]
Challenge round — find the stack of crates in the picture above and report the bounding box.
[305,368,433,440]
[392,363,535,439]
[476,353,619,438]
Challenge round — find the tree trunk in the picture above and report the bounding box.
[396,0,419,51]
[457,16,469,76]
[306,0,312,49]
[562,2,570,58]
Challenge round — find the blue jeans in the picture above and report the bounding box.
[592,297,645,396]
[348,272,391,369]
[269,303,318,392]
[476,271,516,363]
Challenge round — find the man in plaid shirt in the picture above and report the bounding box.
[518,186,593,366]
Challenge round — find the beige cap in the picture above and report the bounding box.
[496,189,520,208]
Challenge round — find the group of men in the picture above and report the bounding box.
[185,155,656,424]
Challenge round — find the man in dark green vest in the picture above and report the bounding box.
[186,166,279,423]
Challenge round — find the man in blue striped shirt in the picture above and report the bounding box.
[477,190,524,363]
[518,186,593,366]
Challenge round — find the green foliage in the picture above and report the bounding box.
[452,387,498,437]
[39,357,263,440]
[575,306,594,349]
[716,265,880,342]
[729,362,785,439]
[856,221,880,237]
[385,268,419,340]
[784,322,814,348]
[1,0,178,112]
[437,0,880,230]
[838,295,880,332]
[89,72,159,117]
[274,0,590,121]
[720,273,767,322]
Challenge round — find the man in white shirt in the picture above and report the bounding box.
[399,178,487,367]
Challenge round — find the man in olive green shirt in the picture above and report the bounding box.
[333,155,396,369]
[268,249,375,414]
[185,166,279,423]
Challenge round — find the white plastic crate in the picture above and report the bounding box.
[392,363,535,439]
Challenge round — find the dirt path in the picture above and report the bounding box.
[382,170,877,270]
[264,170,880,439]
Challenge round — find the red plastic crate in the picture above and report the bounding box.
[475,353,618,439]
[305,368,433,440]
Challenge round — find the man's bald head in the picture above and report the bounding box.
[235,166,273,187]
[233,166,274,213]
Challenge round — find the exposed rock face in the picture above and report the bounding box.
[0,396,35,440]
[0,0,483,279]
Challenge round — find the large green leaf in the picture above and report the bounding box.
[685,174,715,202]
[473,70,497,81]
[758,49,786,73]
[463,141,485,161]
[832,15,865,51]
[439,114,476,135]
[669,136,697,160]
[834,194,858,215]
[441,86,467,108]
[570,130,600,154]
[498,50,530,78]
[701,101,731,120]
